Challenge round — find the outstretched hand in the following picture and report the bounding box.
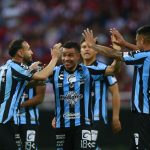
[110,28,126,46]
[82,28,97,47]
[111,34,121,51]
[51,43,62,59]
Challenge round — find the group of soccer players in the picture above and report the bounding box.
[0,25,150,150]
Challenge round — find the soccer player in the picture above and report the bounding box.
[83,26,150,150]
[80,37,121,149]
[0,39,61,150]
[14,85,46,150]
[49,41,118,150]
[13,59,46,149]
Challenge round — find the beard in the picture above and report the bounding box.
[24,57,32,66]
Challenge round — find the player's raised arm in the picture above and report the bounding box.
[105,60,121,75]
[110,28,138,50]
[32,43,62,80]
[82,28,123,61]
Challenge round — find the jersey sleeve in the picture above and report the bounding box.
[123,50,147,65]
[106,75,117,86]
[11,63,35,81]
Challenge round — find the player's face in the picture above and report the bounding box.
[136,34,144,49]
[21,41,33,64]
[62,48,80,71]
[80,41,97,61]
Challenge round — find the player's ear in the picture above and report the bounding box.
[17,49,24,58]
[141,37,144,44]
[139,35,145,45]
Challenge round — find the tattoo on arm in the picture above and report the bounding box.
[91,44,123,61]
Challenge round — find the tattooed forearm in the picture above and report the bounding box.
[91,44,122,61]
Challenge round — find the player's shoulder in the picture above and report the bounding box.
[96,60,107,66]
[78,64,89,72]
[124,50,150,59]
[129,49,150,55]
[95,60,107,69]
[9,60,30,70]
[78,63,86,69]
[54,65,63,70]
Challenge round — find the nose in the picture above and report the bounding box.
[30,50,33,55]
[64,55,70,61]
[84,46,90,51]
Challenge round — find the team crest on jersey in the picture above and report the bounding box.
[60,91,83,106]
[67,74,76,83]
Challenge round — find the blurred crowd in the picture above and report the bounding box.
[0,0,150,92]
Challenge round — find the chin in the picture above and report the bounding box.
[65,65,70,69]
[84,57,91,60]
[65,67,71,71]
[82,55,88,59]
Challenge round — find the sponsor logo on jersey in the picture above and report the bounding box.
[26,130,36,142]
[63,112,80,119]
[60,91,83,106]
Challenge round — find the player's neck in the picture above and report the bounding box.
[83,58,96,66]
[12,56,23,64]
[65,64,78,73]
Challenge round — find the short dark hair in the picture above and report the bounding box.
[136,25,150,41]
[8,39,25,57]
[63,41,80,53]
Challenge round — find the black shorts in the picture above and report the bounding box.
[14,124,39,150]
[56,125,93,150]
[0,121,17,150]
[90,120,107,150]
[130,112,150,150]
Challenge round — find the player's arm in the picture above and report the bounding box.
[20,85,46,107]
[82,28,123,61]
[110,28,138,50]
[105,60,121,75]
[108,38,121,133]
[109,83,121,133]
[26,80,46,89]
[32,43,62,80]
